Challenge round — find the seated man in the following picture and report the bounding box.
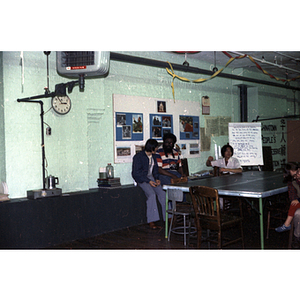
[155,133,186,186]
[132,139,166,229]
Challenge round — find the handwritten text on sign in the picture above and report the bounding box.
[229,122,263,166]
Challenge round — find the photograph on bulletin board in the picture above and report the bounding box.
[157,100,166,113]
[132,114,143,133]
[179,115,200,140]
[116,112,144,141]
[150,114,173,140]
[189,142,200,155]
[115,145,132,163]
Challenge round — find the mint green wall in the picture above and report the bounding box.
[2,51,299,198]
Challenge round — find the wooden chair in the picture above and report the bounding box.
[189,186,244,249]
[181,158,189,176]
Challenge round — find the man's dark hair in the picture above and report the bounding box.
[144,139,158,152]
[163,133,177,144]
[221,144,234,157]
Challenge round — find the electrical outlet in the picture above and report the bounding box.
[46,127,51,136]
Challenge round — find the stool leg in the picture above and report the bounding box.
[187,218,191,247]
[183,215,187,246]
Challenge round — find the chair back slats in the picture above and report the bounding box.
[189,185,244,249]
[190,186,220,220]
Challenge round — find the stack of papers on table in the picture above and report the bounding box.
[189,170,212,180]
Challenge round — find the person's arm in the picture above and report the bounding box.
[289,181,299,202]
[132,154,150,183]
[292,180,300,198]
[219,167,242,173]
[178,166,185,177]
[158,167,179,179]
[220,157,242,174]
[206,156,214,166]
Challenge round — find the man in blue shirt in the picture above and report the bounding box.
[132,139,166,229]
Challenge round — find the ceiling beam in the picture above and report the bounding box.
[110,52,300,91]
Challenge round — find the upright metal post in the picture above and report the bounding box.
[239,84,248,122]
[40,101,46,190]
[17,99,46,190]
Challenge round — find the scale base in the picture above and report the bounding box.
[27,188,62,200]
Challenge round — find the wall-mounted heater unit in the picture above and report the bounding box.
[56,51,110,77]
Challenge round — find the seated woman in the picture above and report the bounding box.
[132,139,166,229]
[206,144,242,210]
[206,144,242,174]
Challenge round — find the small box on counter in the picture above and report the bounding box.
[97,177,121,188]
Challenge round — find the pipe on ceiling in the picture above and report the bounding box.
[110,52,300,91]
[275,52,300,63]
[228,51,300,75]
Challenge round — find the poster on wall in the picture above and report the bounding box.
[113,94,201,163]
[150,114,173,140]
[179,115,200,140]
[228,122,263,166]
[116,112,144,141]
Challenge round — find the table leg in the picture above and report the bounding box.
[259,197,264,249]
[165,191,168,238]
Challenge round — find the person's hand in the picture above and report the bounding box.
[149,180,157,187]
[155,179,161,186]
[208,156,213,161]
[291,200,299,206]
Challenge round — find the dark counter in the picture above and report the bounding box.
[0,185,147,249]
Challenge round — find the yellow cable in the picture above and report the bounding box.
[166,54,300,100]
[166,56,241,100]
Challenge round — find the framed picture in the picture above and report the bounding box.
[150,114,173,140]
[115,112,143,141]
[157,101,166,113]
[179,115,200,140]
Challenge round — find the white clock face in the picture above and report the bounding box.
[52,95,71,115]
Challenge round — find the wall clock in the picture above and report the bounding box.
[51,95,71,115]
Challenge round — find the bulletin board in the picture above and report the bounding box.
[228,122,263,166]
[113,94,201,163]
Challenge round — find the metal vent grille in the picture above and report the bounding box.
[57,51,110,77]
[60,51,95,67]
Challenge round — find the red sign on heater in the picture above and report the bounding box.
[66,66,87,70]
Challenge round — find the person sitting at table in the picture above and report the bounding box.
[275,162,300,233]
[155,133,187,186]
[132,139,166,230]
[206,144,242,174]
